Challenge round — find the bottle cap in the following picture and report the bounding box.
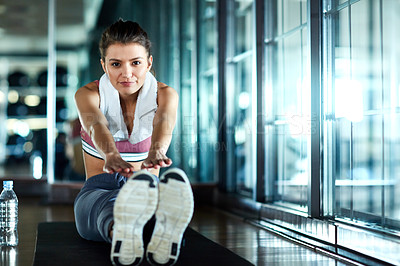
[3,180,13,189]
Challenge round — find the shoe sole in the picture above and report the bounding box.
[146,168,194,266]
[111,171,158,266]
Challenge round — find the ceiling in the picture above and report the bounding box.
[0,0,103,54]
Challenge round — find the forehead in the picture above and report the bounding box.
[105,43,148,59]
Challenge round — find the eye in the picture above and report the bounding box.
[132,61,141,66]
[111,62,120,67]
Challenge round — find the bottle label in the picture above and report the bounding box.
[0,202,18,224]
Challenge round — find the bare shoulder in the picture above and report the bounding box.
[157,82,178,102]
[74,81,101,111]
[156,82,178,115]
[157,82,177,94]
[75,81,99,98]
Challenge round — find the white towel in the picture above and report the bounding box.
[99,72,158,144]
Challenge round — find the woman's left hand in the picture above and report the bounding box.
[141,150,172,170]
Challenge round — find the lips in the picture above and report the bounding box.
[119,81,136,86]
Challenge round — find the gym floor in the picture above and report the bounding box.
[6,196,350,266]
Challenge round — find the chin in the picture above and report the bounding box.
[120,87,140,95]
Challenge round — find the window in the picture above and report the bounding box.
[197,0,218,182]
[226,0,255,196]
[264,0,309,210]
[155,0,218,183]
[323,0,400,230]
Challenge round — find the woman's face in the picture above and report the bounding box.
[101,42,153,96]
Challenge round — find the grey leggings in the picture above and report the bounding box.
[74,172,157,243]
[74,173,126,242]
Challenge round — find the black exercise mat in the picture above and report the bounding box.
[33,222,253,266]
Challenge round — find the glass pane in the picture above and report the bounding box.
[234,0,253,55]
[265,0,309,210]
[275,33,309,210]
[282,0,302,32]
[384,113,400,220]
[334,118,352,212]
[351,1,382,112]
[352,116,382,217]
[233,56,254,195]
[334,8,350,80]
[179,0,197,180]
[277,0,305,35]
[334,118,384,219]
[333,1,385,221]
[198,0,218,182]
[275,126,309,207]
[301,0,307,25]
[228,0,255,196]
[180,84,197,179]
[382,0,400,222]
[152,0,181,171]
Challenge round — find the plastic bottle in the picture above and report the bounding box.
[0,181,18,246]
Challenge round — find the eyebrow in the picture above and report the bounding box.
[108,57,144,61]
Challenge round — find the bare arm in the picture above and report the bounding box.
[141,83,178,169]
[75,82,134,175]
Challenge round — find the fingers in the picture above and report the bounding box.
[104,164,135,176]
[141,161,154,169]
[103,153,136,176]
[141,158,172,169]
[122,167,135,173]
[164,158,172,166]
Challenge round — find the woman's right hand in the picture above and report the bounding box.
[103,152,135,176]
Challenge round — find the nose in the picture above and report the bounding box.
[121,65,133,78]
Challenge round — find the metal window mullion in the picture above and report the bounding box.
[227,50,253,64]
[265,0,278,202]
[378,0,386,226]
[300,0,305,206]
[348,3,354,220]
[176,0,186,174]
[170,0,182,169]
[323,0,361,15]
[196,0,203,181]
[217,0,229,191]
[225,0,236,192]
[270,23,307,44]
[189,0,198,181]
[255,0,265,203]
[322,1,335,218]
[308,0,323,218]
[280,0,286,197]
[47,0,56,184]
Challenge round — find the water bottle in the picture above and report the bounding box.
[0,181,18,246]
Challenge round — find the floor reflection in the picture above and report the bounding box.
[190,206,347,266]
[1,246,17,266]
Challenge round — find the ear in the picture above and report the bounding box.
[147,55,153,71]
[100,59,107,73]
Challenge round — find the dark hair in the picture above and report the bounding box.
[99,19,152,61]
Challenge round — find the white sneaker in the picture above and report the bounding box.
[111,171,159,266]
[146,168,194,266]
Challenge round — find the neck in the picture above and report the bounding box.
[120,91,139,111]
[120,90,139,103]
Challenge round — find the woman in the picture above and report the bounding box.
[74,19,194,266]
